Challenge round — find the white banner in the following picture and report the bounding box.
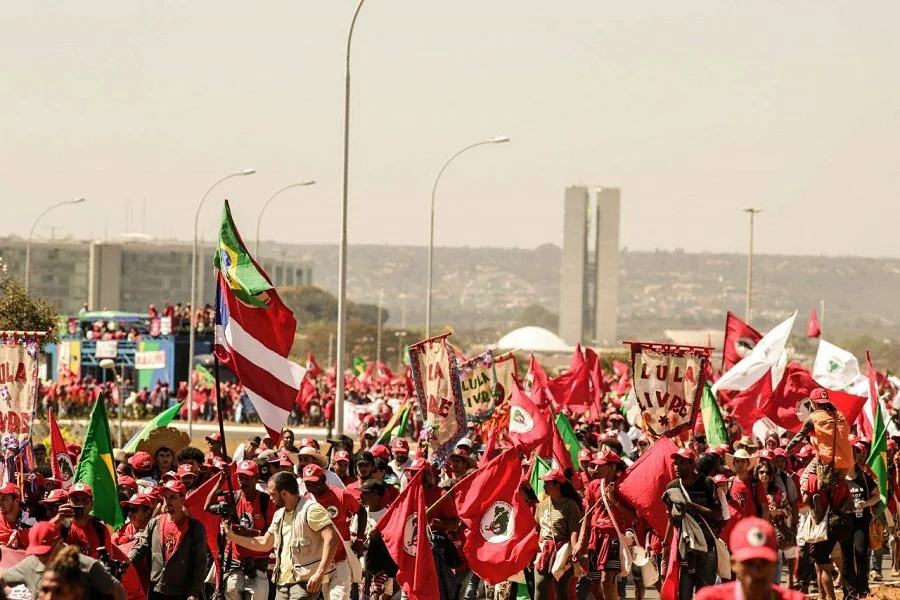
[94,340,118,359]
[0,343,38,436]
[632,348,705,438]
[135,350,166,370]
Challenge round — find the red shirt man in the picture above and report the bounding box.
[0,484,32,549]
[302,464,361,563]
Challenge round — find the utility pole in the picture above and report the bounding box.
[375,289,384,365]
[743,208,763,324]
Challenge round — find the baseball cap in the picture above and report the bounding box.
[117,476,139,491]
[391,438,410,452]
[159,472,178,484]
[809,388,831,404]
[757,449,776,462]
[729,517,778,563]
[456,437,474,450]
[360,480,386,495]
[163,479,186,496]
[356,451,375,466]
[539,469,567,484]
[69,482,93,498]
[176,464,199,478]
[364,427,379,438]
[592,449,622,466]
[205,433,223,443]
[371,445,391,461]
[772,448,786,458]
[333,450,351,463]
[235,460,259,477]
[40,489,69,505]
[301,464,325,483]
[577,448,593,461]
[670,448,697,462]
[27,522,61,556]
[0,483,20,498]
[129,451,153,471]
[297,438,318,449]
[121,493,153,509]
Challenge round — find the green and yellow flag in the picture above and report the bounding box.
[353,356,367,376]
[866,352,888,513]
[529,454,552,498]
[214,200,272,308]
[73,396,124,528]
[554,412,582,471]
[701,383,729,447]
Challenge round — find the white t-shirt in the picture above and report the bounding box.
[350,507,388,538]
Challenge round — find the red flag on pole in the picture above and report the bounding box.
[306,352,322,378]
[722,311,762,371]
[756,363,815,432]
[615,436,679,537]
[807,308,821,338]
[49,409,75,489]
[184,472,224,575]
[527,353,549,391]
[376,470,440,600]
[508,382,551,453]
[453,449,539,584]
[546,347,591,411]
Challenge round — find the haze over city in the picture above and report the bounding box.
[3,2,899,257]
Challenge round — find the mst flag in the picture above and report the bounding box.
[454,449,539,584]
[73,395,124,528]
[376,469,439,600]
[213,201,305,443]
[48,408,75,489]
[866,352,888,511]
[722,312,762,371]
[508,382,550,453]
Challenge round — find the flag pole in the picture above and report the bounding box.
[212,354,235,598]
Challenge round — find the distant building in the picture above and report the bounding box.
[0,237,313,316]
[558,186,620,346]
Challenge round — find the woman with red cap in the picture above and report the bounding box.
[534,469,582,600]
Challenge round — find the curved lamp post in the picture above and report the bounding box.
[255,181,316,256]
[25,197,86,292]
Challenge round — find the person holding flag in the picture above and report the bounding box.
[534,469,582,600]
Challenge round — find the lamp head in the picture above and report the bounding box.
[300,180,316,186]
[241,169,257,176]
[72,197,86,204]
[490,136,510,144]
[99,359,116,370]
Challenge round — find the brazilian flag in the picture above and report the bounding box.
[214,200,272,307]
[73,395,124,528]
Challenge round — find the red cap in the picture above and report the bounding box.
[450,447,474,461]
[40,489,69,505]
[27,473,46,488]
[712,474,730,484]
[729,517,778,563]
[205,433,223,443]
[757,449,775,461]
[333,450,351,463]
[26,522,61,556]
[371,445,391,461]
[889,440,898,451]
[539,469,567,484]
[301,464,325,483]
[854,442,868,453]
[298,438,318,449]
[391,438,410,452]
[277,456,294,468]
[592,450,622,466]
[159,472,178,484]
[577,448,593,462]
[121,493,153,508]
[236,460,259,477]
[0,483,20,498]
[809,388,831,404]
[772,448,786,458]
[795,444,814,459]
[670,447,697,462]
[117,476,139,491]
[406,458,429,473]
[176,464,199,478]
[129,451,153,471]
[163,479,186,496]
[69,482,93,497]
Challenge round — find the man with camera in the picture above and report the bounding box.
[205,459,275,600]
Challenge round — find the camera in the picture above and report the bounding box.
[72,505,86,518]
[96,547,129,579]
[208,502,236,518]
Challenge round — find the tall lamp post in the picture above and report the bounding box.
[425,136,509,337]
[743,207,762,324]
[188,169,256,438]
[335,0,368,436]
[25,197,86,292]
[255,181,316,256]
[375,289,384,365]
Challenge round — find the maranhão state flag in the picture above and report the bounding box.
[722,311,763,371]
[453,449,539,584]
[508,381,551,453]
[214,200,306,444]
[376,469,439,600]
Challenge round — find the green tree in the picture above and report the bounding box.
[279,285,388,328]
[0,257,59,344]
[511,304,559,332]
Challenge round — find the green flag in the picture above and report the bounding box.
[701,384,729,447]
[73,396,124,528]
[353,357,367,376]
[122,402,184,453]
[554,412,583,471]
[194,364,215,386]
[529,454,552,498]
[866,352,888,514]
[215,200,273,307]
[375,401,412,446]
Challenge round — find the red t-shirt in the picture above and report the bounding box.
[160,514,189,561]
[0,513,29,549]
[114,521,145,546]
[229,491,275,560]
[803,474,851,510]
[307,487,360,562]
[66,520,104,558]
[729,477,758,519]
[695,581,805,599]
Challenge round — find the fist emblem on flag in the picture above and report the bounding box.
[479,501,514,543]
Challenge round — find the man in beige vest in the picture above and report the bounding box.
[225,471,339,600]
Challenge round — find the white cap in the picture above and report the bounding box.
[456,437,474,450]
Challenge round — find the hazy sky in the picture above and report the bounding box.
[2,2,898,257]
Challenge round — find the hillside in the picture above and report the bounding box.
[263,242,900,341]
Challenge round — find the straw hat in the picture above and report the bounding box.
[298,446,327,468]
[136,427,190,459]
[725,448,758,471]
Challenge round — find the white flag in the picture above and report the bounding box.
[712,311,797,395]
[813,340,860,391]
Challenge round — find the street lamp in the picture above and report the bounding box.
[743,207,763,324]
[187,168,256,438]
[336,0,368,436]
[255,181,316,256]
[425,136,509,337]
[25,197,86,292]
[99,358,124,448]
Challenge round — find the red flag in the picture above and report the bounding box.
[184,472,224,575]
[807,308,821,338]
[527,354,549,390]
[722,311,762,371]
[296,377,317,413]
[616,436,679,537]
[306,352,322,378]
[728,372,772,432]
[757,363,816,432]
[376,361,395,381]
[508,382,551,453]
[453,449,539,584]
[49,409,75,489]
[828,389,867,427]
[546,347,591,410]
[584,347,609,417]
[539,408,576,475]
[479,428,498,467]
[376,470,439,600]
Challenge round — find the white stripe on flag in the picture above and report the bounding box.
[216,322,305,389]
[244,387,291,432]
